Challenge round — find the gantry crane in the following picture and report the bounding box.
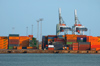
[56,8,71,35]
[72,9,87,35]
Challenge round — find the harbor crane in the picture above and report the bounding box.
[72,9,87,35]
[56,8,71,35]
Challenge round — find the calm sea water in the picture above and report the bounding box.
[0,53,100,66]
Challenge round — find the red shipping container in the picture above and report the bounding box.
[54,38,64,42]
[73,45,78,47]
[79,48,90,50]
[79,44,90,47]
[73,48,78,50]
[9,39,19,44]
[77,35,87,38]
[91,45,100,48]
[73,43,78,45]
[48,35,56,37]
[28,35,33,38]
[48,48,54,50]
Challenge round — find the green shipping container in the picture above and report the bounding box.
[8,46,13,49]
[66,42,73,45]
[9,34,19,36]
[29,37,37,47]
[77,40,86,42]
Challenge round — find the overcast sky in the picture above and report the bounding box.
[0,0,100,38]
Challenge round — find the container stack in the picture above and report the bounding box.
[42,36,46,49]
[66,34,77,50]
[19,36,29,48]
[44,36,48,49]
[77,35,87,42]
[48,45,54,50]
[29,38,37,47]
[8,34,19,49]
[29,35,33,41]
[73,42,78,50]
[87,36,100,51]
[79,42,90,50]
[57,35,65,39]
[48,35,57,45]
[77,35,90,50]
[0,37,8,49]
[27,35,36,49]
[53,38,64,50]
[29,35,33,47]
[39,44,42,50]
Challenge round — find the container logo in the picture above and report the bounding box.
[81,38,83,40]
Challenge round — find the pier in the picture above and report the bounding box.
[0,50,100,54]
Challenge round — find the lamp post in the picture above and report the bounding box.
[40,18,43,42]
[32,24,33,35]
[37,20,39,41]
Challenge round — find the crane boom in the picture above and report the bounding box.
[59,8,62,24]
[75,9,77,24]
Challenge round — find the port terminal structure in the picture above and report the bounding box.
[56,8,71,35]
[56,8,87,35]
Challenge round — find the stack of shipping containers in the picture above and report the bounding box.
[0,37,8,49]
[72,42,78,50]
[42,34,100,51]
[48,35,56,50]
[53,35,65,50]
[66,34,77,50]
[42,36,48,49]
[8,34,19,49]
[87,36,100,51]
[77,35,90,50]
[28,35,37,49]
[19,36,29,49]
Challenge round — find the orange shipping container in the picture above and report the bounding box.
[66,34,77,39]
[67,47,69,50]
[62,35,65,37]
[27,47,33,49]
[17,47,22,49]
[39,44,42,47]
[96,48,100,51]
[0,37,8,39]
[19,36,29,39]
[98,37,100,42]
[9,37,19,39]
[91,42,100,45]
[48,39,53,41]
[66,34,76,37]
[87,36,98,42]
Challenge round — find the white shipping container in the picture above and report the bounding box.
[48,45,54,48]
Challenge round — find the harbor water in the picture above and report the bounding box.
[0,53,100,66]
